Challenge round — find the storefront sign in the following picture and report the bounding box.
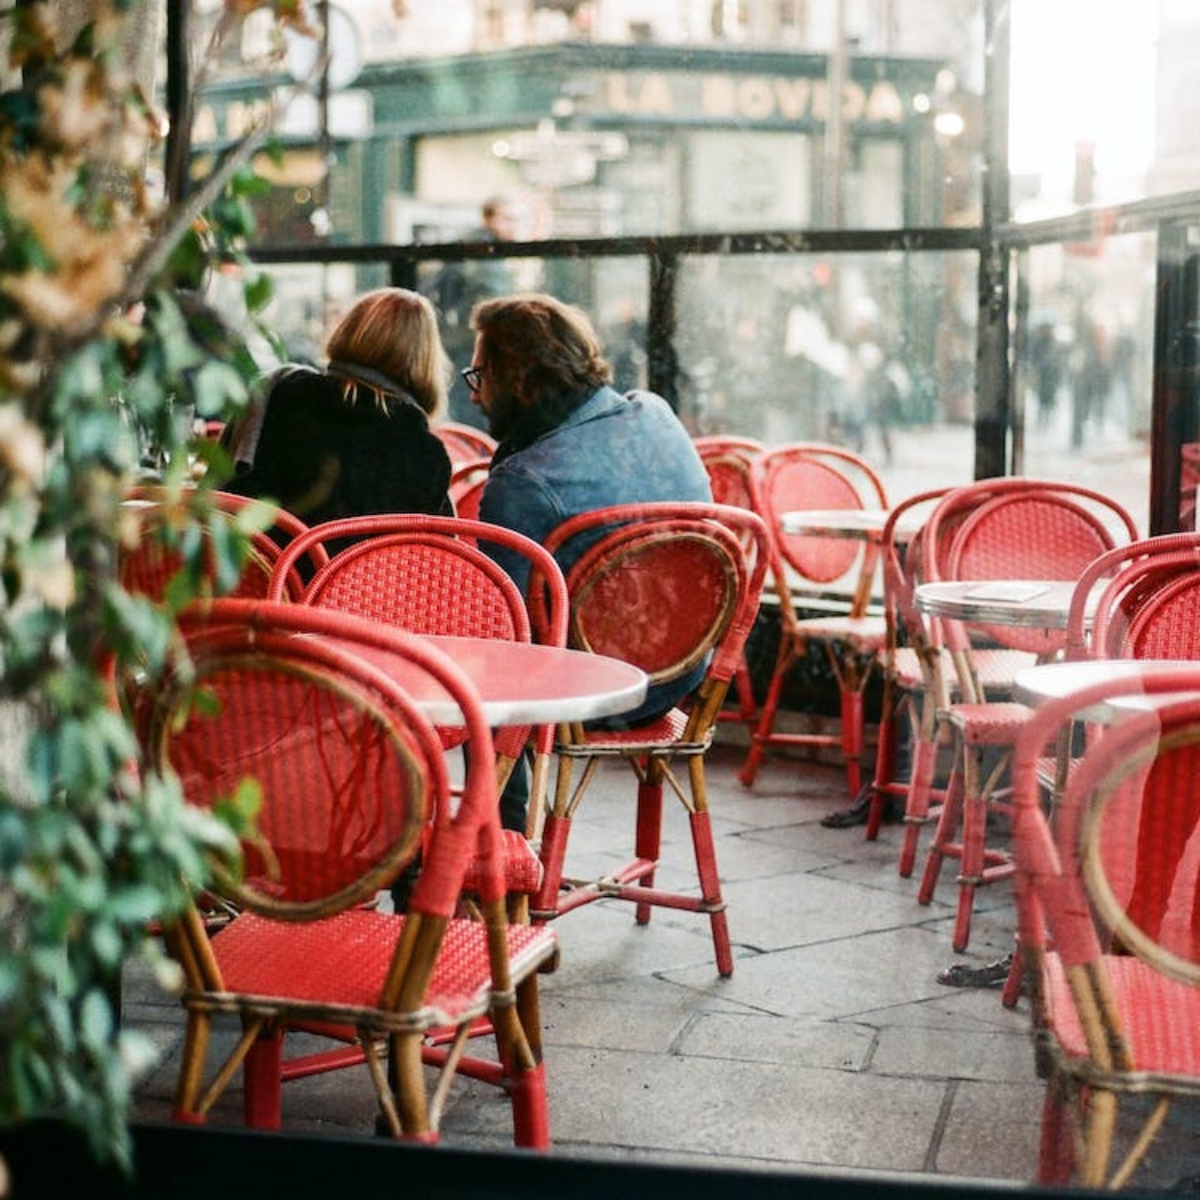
[605,71,907,125]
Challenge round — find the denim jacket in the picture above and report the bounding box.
[479,385,713,724]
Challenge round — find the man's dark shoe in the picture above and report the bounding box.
[821,793,872,827]
[821,787,899,828]
[936,952,1014,988]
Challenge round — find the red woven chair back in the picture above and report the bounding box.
[121,486,316,603]
[160,601,501,920]
[926,478,1137,656]
[268,513,569,765]
[1074,534,1200,660]
[449,456,490,522]
[1014,670,1200,980]
[433,422,497,465]
[268,513,566,645]
[749,442,888,587]
[692,436,763,513]
[536,501,769,692]
[1118,565,1200,658]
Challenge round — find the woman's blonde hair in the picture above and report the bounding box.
[325,287,450,416]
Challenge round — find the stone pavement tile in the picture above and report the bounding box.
[716,869,946,954]
[707,827,846,880]
[665,925,961,1021]
[524,1043,949,1175]
[542,892,741,983]
[872,1024,1035,1083]
[935,1078,1044,1181]
[674,1011,876,1073]
[538,985,698,1054]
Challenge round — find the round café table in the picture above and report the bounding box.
[914,579,1084,630]
[1013,657,1200,719]
[780,507,924,542]
[323,632,649,727]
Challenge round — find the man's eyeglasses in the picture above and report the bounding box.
[461,366,484,393]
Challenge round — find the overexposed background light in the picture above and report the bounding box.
[1009,0,1158,198]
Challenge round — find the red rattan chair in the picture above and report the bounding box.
[1010,666,1200,1187]
[893,479,1070,875]
[528,501,770,977]
[692,434,766,731]
[433,421,497,465]
[916,480,1137,952]
[153,600,559,1146]
[121,484,322,604]
[267,513,570,876]
[1090,540,1200,661]
[1000,532,1200,1007]
[691,435,765,510]
[448,456,490,522]
[739,443,890,802]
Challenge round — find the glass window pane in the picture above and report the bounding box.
[673,250,978,499]
[1015,233,1155,533]
[1010,1,1161,214]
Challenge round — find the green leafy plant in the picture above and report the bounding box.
[0,0,314,1171]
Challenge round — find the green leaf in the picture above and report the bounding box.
[243,271,274,314]
[190,359,250,416]
[79,987,114,1052]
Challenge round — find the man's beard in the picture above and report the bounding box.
[484,389,522,441]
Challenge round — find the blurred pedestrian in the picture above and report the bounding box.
[422,193,532,427]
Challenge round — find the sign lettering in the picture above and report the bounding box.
[608,71,907,125]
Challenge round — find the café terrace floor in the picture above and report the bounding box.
[123,732,1200,1194]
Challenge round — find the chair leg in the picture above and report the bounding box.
[687,756,733,977]
[171,1012,212,1126]
[1077,1087,1119,1189]
[506,1059,550,1149]
[918,739,1011,953]
[1001,940,1023,1008]
[1036,1078,1077,1185]
[899,695,944,877]
[633,757,666,926]
[948,746,988,951]
[243,1029,284,1129]
[738,638,796,786]
[532,810,571,918]
[865,682,899,841]
[837,686,865,800]
[917,757,963,906]
[493,978,550,1149]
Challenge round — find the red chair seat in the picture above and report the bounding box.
[568,708,692,751]
[945,701,1032,745]
[790,613,888,651]
[1041,953,1200,1073]
[215,908,557,1022]
[463,830,544,897]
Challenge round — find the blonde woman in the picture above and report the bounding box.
[223,287,453,525]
